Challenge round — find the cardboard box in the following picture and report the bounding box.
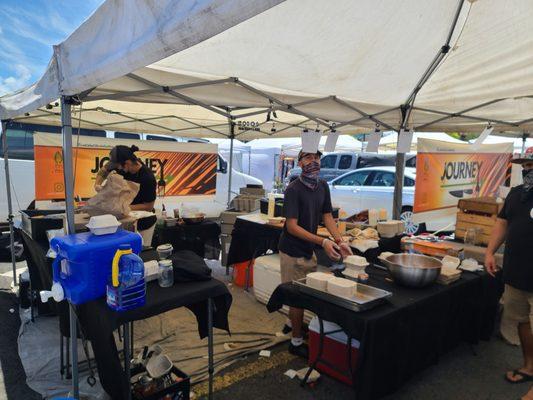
[221,223,234,235]
[240,187,266,196]
[220,210,249,225]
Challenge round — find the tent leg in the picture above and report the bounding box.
[61,96,79,399]
[1,120,17,287]
[60,97,76,234]
[227,123,235,206]
[393,152,406,220]
[521,133,528,156]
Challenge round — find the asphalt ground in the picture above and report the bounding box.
[0,257,525,400]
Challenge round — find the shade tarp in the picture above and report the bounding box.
[378,131,465,151]
[1,0,533,138]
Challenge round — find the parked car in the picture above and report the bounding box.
[328,166,423,234]
[284,152,417,187]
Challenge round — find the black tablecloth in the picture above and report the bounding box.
[267,266,503,400]
[227,217,282,266]
[226,215,403,267]
[152,220,221,259]
[77,279,232,400]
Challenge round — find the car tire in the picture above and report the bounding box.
[400,206,426,235]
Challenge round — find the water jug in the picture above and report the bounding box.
[106,244,146,312]
[51,230,142,305]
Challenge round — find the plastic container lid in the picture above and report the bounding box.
[344,255,369,267]
[157,244,173,252]
[158,259,173,267]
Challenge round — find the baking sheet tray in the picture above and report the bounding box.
[293,277,392,312]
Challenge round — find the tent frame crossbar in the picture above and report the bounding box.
[126,73,233,119]
[413,99,520,130]
[232,78,331,128]
[393,0,466,219]
[331,96,396,131]
[84,77,235,102]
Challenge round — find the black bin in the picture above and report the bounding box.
[132,366,190,400]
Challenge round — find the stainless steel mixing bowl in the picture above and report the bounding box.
[381,253,442,288]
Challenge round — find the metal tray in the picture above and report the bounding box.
[294,277,392,312]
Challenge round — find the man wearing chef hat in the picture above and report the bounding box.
[279,149,352,358]
[485,147,533,397]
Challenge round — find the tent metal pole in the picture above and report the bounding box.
[1,120,17,286]
[227,121,235,206]
[393,149,406,220]
[61,98,76,233]
[61,96,79,400]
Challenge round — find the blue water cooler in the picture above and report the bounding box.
[50,230,142,305]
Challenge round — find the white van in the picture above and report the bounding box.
[0,125,262,221]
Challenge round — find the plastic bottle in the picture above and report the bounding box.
[338,210,347,234]
[158,260,174,288]
[267,193,276,218]
[107,244,146,312]
[368,209,378,226]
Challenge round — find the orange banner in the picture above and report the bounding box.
[414,140,512,214]
[34,145,217,200]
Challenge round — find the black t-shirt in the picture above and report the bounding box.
[498,185,533,291]
[278,179,333,259]
[121,164,157,205]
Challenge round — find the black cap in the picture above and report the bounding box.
[109,145,139,165]
[297,149,323,161]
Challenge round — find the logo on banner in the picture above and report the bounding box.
[413,139,512,214]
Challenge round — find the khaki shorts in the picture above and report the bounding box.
[279,251,317,283]
[503,284,533,333]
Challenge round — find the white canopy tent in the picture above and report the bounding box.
[469,135,533,154]
[281,135,363,158]
[1,2,533,394]
[377,131,464,151]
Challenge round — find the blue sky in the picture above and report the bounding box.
[0,0,104,95]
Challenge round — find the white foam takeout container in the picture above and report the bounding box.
[86,214,121,235]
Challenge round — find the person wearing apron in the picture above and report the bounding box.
[95,145,157,244]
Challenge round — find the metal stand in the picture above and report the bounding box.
[124,322,132,400]
[1,120,18,287]
[61,96,80,399]
[69,306,79,396]
[521,133,529,156]
[207,297,214,400]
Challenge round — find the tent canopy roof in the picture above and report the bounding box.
[1,0,533,138]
